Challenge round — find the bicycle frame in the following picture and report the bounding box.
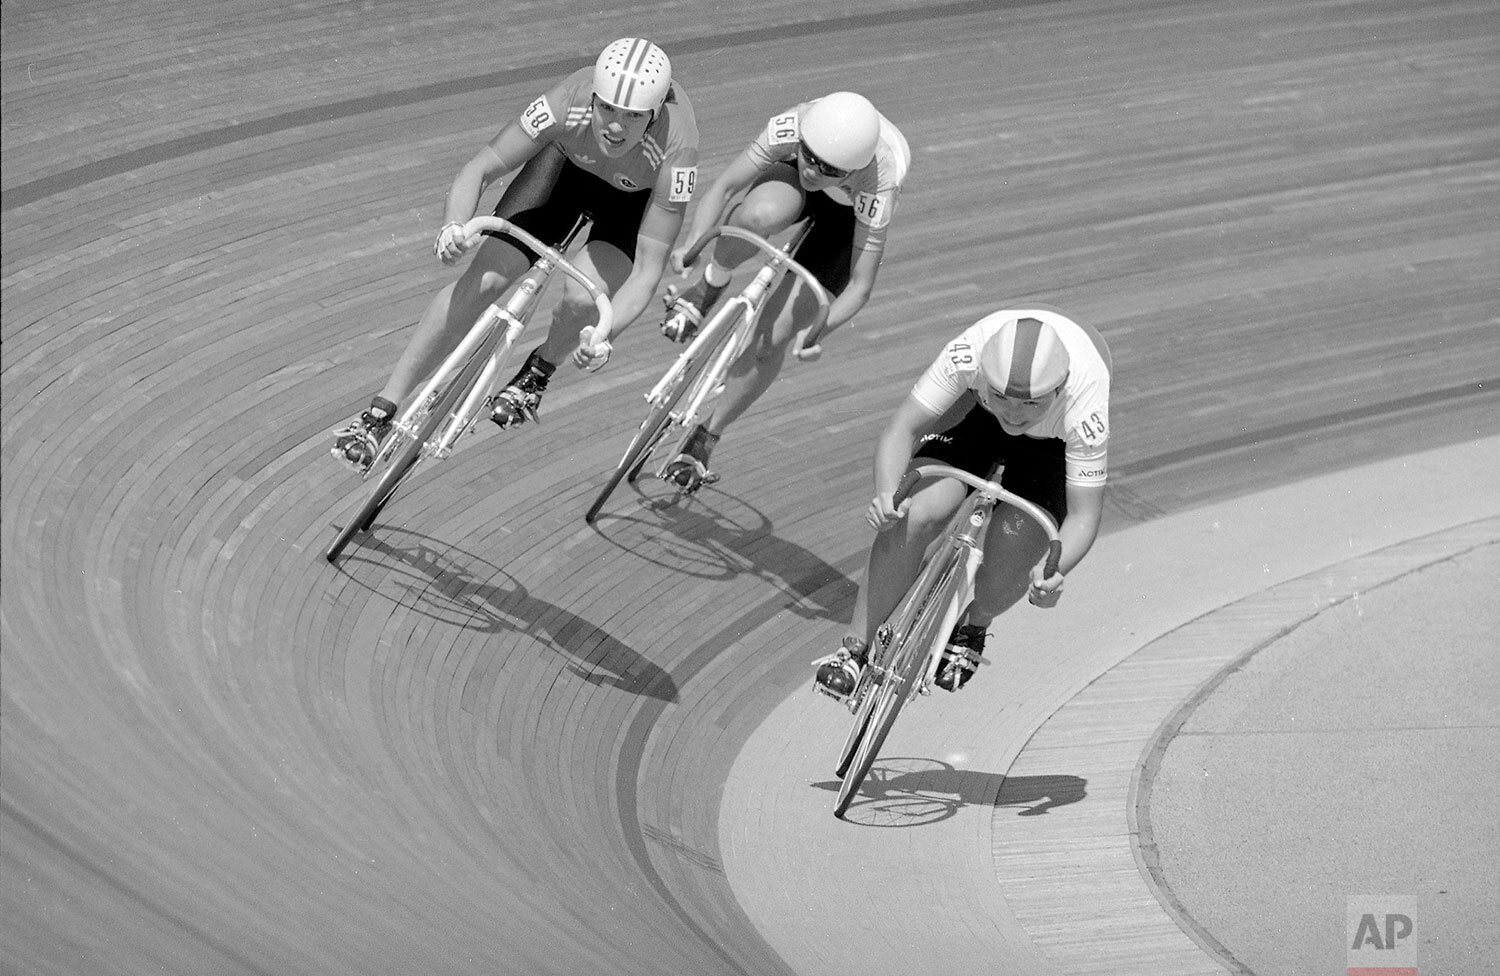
[387,215,611,463]
[832,463,1062,818]
[584,225,830,523]
[326,215,612,562]
[655,224,827,426]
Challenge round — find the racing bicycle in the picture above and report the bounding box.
[326,214,613,562]
[583,223,829,523]
[831,463,1062,819]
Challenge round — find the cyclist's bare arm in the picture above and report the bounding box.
[867,393,944,529]
[435,125,545,261]
[1055,481,1105,576]
[672,150,763,270]
[819,245,882,337]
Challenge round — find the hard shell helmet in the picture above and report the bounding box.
[980,317,1071,399]
[593,38,672,112]
[799,91,881,172]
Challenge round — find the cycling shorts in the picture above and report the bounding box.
[913,402,1068,525]
[486,147,650,262]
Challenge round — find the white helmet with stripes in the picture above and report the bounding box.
[593,38,672,112]
[980,317,1071,400]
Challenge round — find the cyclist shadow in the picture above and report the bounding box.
[812,758,1087,827]
[332,527,680,702]
[588,482,857,623]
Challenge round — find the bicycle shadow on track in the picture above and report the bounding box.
[587,480,857,623]
[327,527,680,702]
[812,758,1087,827]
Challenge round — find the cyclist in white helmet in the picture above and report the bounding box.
[332,38,700,473]
[814,306,1113,703]
[654,91,911,493]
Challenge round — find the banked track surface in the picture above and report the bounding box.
[3,0,1498,973]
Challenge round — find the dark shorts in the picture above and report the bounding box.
[487,147,651,262]
[913,402,1068,525]
[749,162,857,295]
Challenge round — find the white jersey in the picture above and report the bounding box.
[911,308,1111,486]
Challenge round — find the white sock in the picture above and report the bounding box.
[704,261,732,288]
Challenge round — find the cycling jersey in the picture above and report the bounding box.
[512,67,700,212]
[743,98,911,253]
[911,308,1112,486]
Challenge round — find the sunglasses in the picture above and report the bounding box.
[798,141,849,179]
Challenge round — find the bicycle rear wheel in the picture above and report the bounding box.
[584,325,727,523]
[325,341,492,562]
[833,553,966,818]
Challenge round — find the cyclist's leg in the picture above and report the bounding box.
[666,165,805,332]
[530,239,632,365]
[489,160,645,427]
[816,473,966,697]
[698,275,811,434]
[686,190,852,468]
[491,238,633,427]
[709,165,805,268]
[854,475,969,641]
[966,436,1067,628]
[377,236,533,407]
[528,162,647,368]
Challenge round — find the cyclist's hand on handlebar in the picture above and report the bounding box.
[865,491,910,532]
[572,327,612,372]
[668,246,694,276]
[792,324,822,363]
[1027,566,1064,608]
[434,222,473,265]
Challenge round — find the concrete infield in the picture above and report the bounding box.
[720,435,1500,975]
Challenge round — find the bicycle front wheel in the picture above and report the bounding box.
[833,552,967,818]
[584,331,724,523]
[325,340,493,562]
[834,678,908,819]
[835,682,878,779]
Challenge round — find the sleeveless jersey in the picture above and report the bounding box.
[744,98,911,253]
[911,308,1112,486]
[514,67,700,211]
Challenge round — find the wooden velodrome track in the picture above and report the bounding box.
[3,0,1497,973]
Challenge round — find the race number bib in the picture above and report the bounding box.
[766,112,799,147]
[852,190,893,229]
[1078,409,1109,447]
[668,166,697,203]
[519,96,558,138]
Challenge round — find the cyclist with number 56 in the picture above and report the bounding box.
[333,38,700,473]
[656,91,911,492]
[814,307,1113,702]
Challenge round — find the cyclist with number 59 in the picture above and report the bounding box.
[656,91,911,492]
[814,307,1113,702]
[333,38,700,473]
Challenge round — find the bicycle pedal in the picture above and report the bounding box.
[813,681,861,711]
[812,681,848,704]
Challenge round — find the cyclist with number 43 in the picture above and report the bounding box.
[814,307,1113,702]
[656,91,911,492]
[333,38,700,473]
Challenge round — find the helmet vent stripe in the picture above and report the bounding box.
[616,37,646,105]
[1007,317,1044,398]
